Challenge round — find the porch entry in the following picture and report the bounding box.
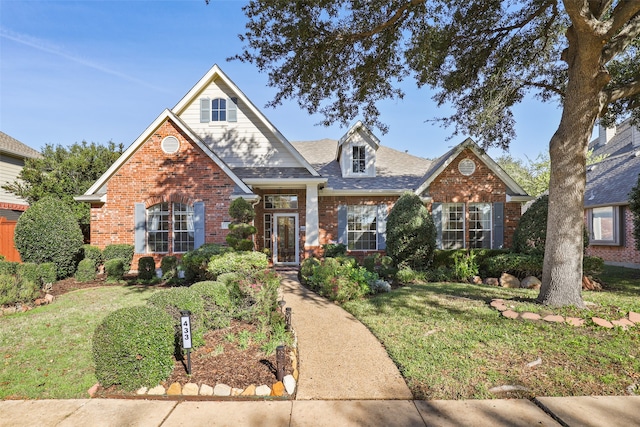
[273,213,299,265]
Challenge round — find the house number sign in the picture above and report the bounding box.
[180,311,192,349]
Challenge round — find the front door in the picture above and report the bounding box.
[273,213,299,264]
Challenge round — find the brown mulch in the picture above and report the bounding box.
[49,276,293,396]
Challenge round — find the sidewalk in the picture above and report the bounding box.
[1,272,639,426]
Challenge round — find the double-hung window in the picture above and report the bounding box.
[469,203,492,248]
[200,97,238,123]
[173,203,195,252]
[352,146,366,174]
[147,203,169,253]
[146,203,194,253]
[347,205,377,250]
[442,203,465,249]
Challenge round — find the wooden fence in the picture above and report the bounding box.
[0,217,21,262]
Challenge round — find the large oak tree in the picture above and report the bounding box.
[231,0,640,307]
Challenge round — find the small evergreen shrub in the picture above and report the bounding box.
[39,263,57,286]
[363,253,397,279]
[451,251,479,282]
[396,266,418,284]
[0,261,18,276]
[481,253,544,278]
[305,257,376,302]
[93,305,174,391]
[583,256,605,276]
[82,245,103,267]
[226,198,257,251]
[207,251,268,279]
[137,257,156,281]
[182,243,232,282]
[0,274,19,305]
[14,196,83,279]
[322,243,347,258]
[386,192,436,270]
[300,257,321,284]
[105,258,125,282]
[190,280,233,330]
[18,278,40,302]
[103,244,134,272]
[76,259,97,282]
[147,287,206,348]
[233,270,281,327]
[16,262,41,286]
[160,256,178,282]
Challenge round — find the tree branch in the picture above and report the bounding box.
[525,80,565,97]
[605,79,640,104]
[602,13,640,63]
[338,0,425,42]
[606,0,640,38]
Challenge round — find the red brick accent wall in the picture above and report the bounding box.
[89,119,236,267]
[587,206,640,266]
[427,149,521,248]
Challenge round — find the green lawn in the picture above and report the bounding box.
[343,265,640,400]
[0,285,161,399]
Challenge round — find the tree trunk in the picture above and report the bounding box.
[537,24,608,308]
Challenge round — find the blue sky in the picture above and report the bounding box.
[1,0,565,161]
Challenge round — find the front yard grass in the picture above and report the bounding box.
[0,285,161,399]
[343,265,640,400]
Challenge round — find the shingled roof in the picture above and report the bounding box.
[0,131,41,159]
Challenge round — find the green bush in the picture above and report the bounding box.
[305,257,376,302]
[584,256,605,276]
[322,243,347,258]
[18,278,40,302]
[300,257,321,284]
[363,253,397,279]
[160,256,178,282]
[191,281,233,330]
[14,196,83,279]
[0,274,19,305]
[147,287,206,348]
[396,266,418,284]
[82,245,103,267]
[93,305,175,391]
[76,258,97,282]
[105,258,125,282]
[386,192,436,269]
[16,263,41,286]
[432,249,509,269]
[451,251,479,282]
[207,251,268,279]
[182,243,233,282]
[39,263,57,286]
[0,261,18,276]
[226,198,257,251]
[231,270,281,329]
[481,253,544,279]
[137,257,156,281]
[103,244,134,273]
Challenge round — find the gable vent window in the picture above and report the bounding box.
[352,146,366,173]
[458,158,476,176]
[200,97,238,123]
[161,136,180,154]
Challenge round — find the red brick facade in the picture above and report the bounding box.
[587,207,640,267]
[89,119,236,266]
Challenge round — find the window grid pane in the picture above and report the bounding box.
[347,205,377,251]
[469,203,491,249]
[442,203,464,249]
[352,146,366,173]
[147,203,169,253]
[173,203,194,253]
[264,214,272,250]
[212,98,226,122]
[264,195,298,209]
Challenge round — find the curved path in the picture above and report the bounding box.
[279,269,413,400]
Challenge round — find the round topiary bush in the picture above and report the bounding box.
[105,258,125,282]
[14,196,83,279]
[82,245,103,267]
[93,305,175,391]
[103,244,134,273]
[386,192,436,269]
[137,256,156,281]
[75,258,97,282]
[147,287,206,348]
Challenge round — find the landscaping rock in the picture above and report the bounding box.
[34,298,47,306]
[283,375,296,395]
[490,300,508,311]
[255,385,271,396]
[629,311,640,324]
[44,294,55,304]
[293,368,299,381]
[231,387,243,396]
[271,381,285,396]
[612,319,634,330]
[182,383,199,396]
[542,315,564,323]
[565,317,585,327]
[199,384,214,396]
[214,383,232,396]
[502,310,519,319]
[484,277,499,286]
[592,317,614,328]
[167,382,182,395]
[87,382,100,397]
[520,276,541,290]
[240,384,256,396]
[500,273,520,288]
[521,312,541,321]
[148,385,166,395]
[472,275,483,285]
[136,387,148,395]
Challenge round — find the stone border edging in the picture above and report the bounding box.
[490,299,640,330]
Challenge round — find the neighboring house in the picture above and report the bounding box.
[585,119,640,268]
[78,65,531,267]
[0,131,42,261]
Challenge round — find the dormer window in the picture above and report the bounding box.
[352,146,366,173]
[200,97,238,123]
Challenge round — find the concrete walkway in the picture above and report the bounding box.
[279,269,412,400]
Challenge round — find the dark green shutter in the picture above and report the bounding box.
[134,203,146,254]
[493,202,504,249]
[194,202,205,249]
[337,205,347,246]
[432,203,442,249]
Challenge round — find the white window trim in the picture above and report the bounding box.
[346,205,378,251]
[442,203,465,250]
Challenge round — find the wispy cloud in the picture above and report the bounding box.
[0,27,171,93]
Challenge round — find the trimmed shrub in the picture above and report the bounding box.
[18,278,40,302]
[182,243,233,283]
[103,244,134,273]
[481,253,544,279]
[207,251,269,279]
[584,256,605,276]
[39,263,57,286]
[190,281,233,329]
[363,253,397,279]
[300,257,321,284]
[451,251,479,282]
[93,305,174,391]
[82,245,103,267]
[160,256,178,282]
[305,257,376,303]
[322,243,347,258]
[0,261,18,276]
[226,198,257,251]
[76,258,97,282]
[16,262,40,286]
[386,192,436,270]
[0,274,19,305]
[432,249,509,269]
[137,257,156,281]
[147,287,206,348]
[105,258,125,282]
[396,266,418,284]
[14,196,83,279]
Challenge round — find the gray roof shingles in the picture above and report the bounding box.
[0,132,41,159]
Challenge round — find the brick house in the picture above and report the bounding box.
[78,65,531,267]
[585,119,640,268]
